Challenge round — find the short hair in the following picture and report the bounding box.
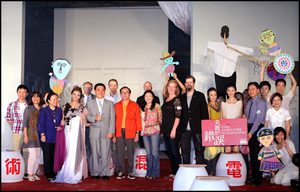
[270,92,283,105]
[259,81,271,90]
[108,79,118,86]
[247,82,260,89]
[185,75,196,83]
[120,86,131,94]
[28,91,44,106]
[94,83,106,91]
[83,81,93,87]
[46,92,58,104]
[273,127,287,143]
[17,84,29,93]
[275,78,286,87]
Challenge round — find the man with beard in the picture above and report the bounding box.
[179,75,209,164]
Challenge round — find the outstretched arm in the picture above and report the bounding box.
[288,73,297,96]
[162,74,169,100]
[173,73,186,94]
[259,61,268,82]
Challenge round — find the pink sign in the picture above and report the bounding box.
[201,118,248,146]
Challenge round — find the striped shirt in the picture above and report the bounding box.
[5,100,28,134]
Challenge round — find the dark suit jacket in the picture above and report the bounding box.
[179,90,209,134]
[136,94,160,109]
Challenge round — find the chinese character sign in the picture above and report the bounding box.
[5,158,21,175]
[135,154,147,170]
[1,151,25,183]
[201,118,248,146]
[226,161,242,178]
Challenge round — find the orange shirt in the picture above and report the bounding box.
[121,100,129,128]
[115,100,142,139]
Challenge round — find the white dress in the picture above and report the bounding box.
[52,115,83,184]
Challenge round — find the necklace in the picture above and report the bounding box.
[49,107,56,124]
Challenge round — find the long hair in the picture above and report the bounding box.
[164,79,180,99]
[28,91,44,106]
[140,90,156,112]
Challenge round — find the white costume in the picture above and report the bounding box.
[205,41,253,77]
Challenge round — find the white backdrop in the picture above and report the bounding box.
[54,7,168,104]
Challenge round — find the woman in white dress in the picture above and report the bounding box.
[221,83,243,153]
[52,86,88,184]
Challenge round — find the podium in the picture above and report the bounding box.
[1,150,25,183]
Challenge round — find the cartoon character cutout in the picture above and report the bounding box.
[160,51,179,77]
[259,29,282,57]
[257,128,283,179]
[49,58,71,95]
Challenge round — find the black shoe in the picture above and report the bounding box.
[23,173,28,179]
[102,176,109,180]
[91,175,100,180]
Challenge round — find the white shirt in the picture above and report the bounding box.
[266,107,291,129]
[278,139,296,165]
[96,98,104,114]
[19,102,27,117]
[83,94,93,106]
[105,93,121,104]
[205,41,253,77]
[221,100,243,119]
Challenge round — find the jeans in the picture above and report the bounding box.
[143,134,160,177]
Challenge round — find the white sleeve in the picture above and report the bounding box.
[265,109,271,121]
[284,109,292,121]
[204,41,215,56]
[287,140,296,153]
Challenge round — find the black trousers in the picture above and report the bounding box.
[248,123,263,185]
[41,142,56,178]
[214,71,236,99]
[163,135,181,175]
[181,131,205,164]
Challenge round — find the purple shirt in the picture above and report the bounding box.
[245,96,267,134]
[38,106,63,143]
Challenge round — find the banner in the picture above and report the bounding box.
[201,118,248,146]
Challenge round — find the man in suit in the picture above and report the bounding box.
[86,83,115,180]
[179,75,209,164]
[136,81,160,148]
[81,81,96,175]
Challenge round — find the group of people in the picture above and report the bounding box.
[5,68,298,186]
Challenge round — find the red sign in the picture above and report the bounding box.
[201,118,248,146]
[5,158,21,175]
[226,161,242,178]
[135,154,147,170]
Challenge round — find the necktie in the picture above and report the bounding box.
[98,100,103,114]
[247,99,253,119]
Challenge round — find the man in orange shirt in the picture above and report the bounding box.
[113,86,141,180]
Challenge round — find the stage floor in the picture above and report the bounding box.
[1,157,296,191]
